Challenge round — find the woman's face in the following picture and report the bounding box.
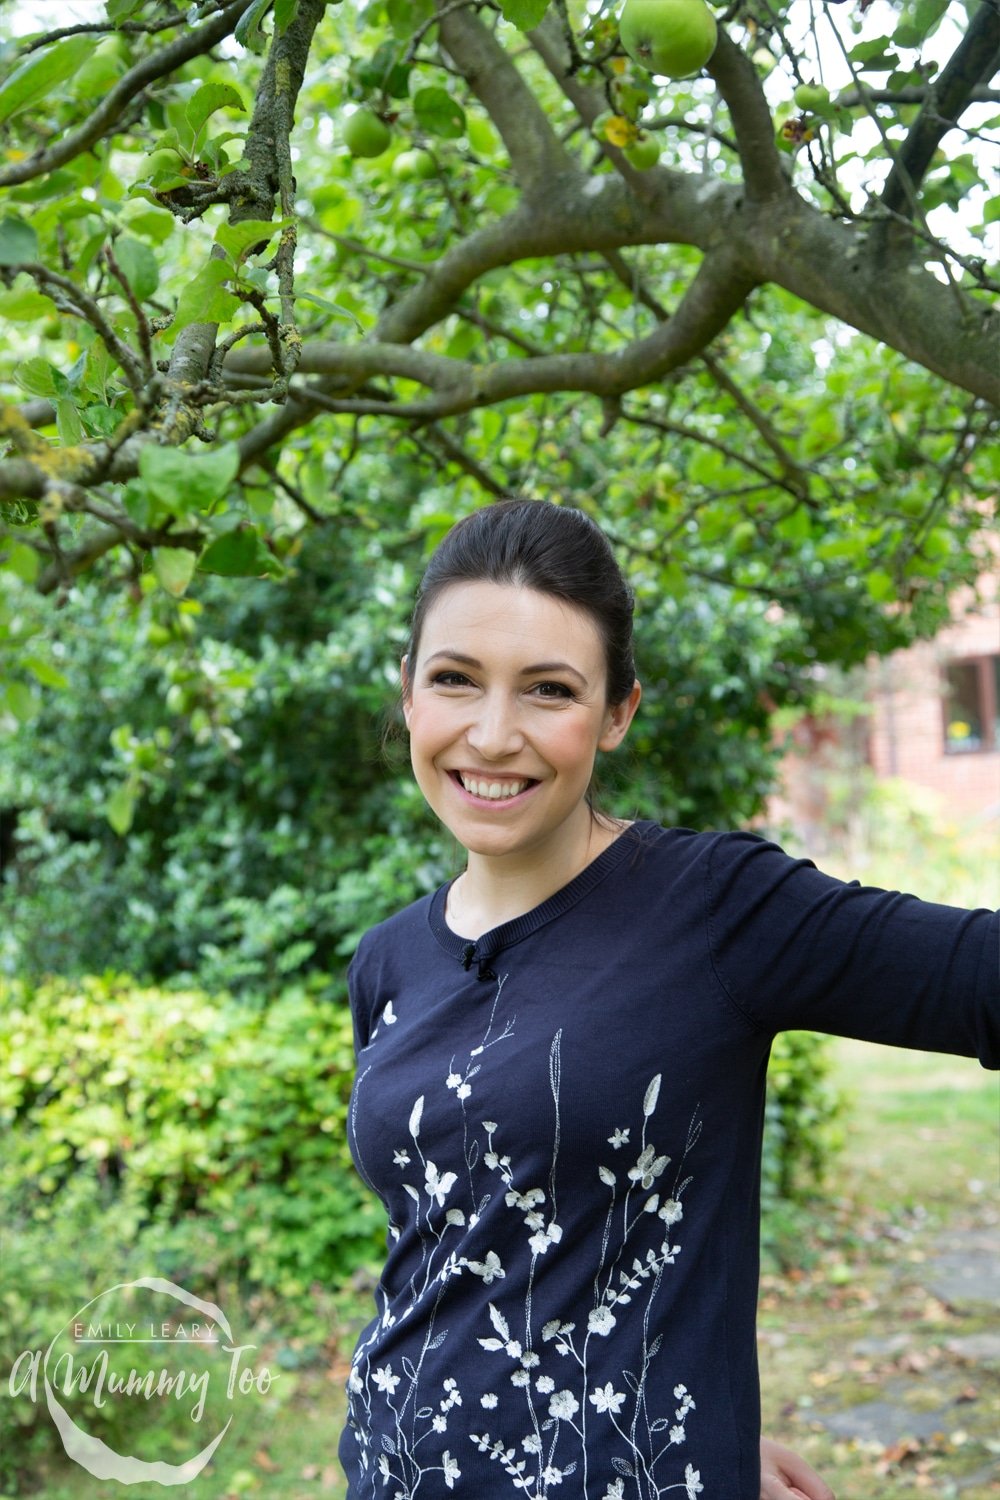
[402,581,640,868]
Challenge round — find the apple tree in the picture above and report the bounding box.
[0,0,997,711]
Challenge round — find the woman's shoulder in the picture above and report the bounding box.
[350,886,441,966]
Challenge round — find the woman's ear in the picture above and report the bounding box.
[598,679,642,753]
[400,655,413,728]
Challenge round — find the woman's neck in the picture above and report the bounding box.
[446,811,628,940]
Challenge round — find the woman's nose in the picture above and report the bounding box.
[465,693,524,759]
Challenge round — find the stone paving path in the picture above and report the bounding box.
[810,1217,1000,1494]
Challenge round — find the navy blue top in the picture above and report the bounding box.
[340,823,998,1499]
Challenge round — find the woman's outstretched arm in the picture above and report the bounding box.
[760,1437,835,1500]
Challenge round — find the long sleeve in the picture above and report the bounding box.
[704,831,999,1066]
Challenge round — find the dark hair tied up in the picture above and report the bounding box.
[407,498,636,706]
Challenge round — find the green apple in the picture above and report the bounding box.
[623,133,661,169]
[343,108,391,158]
[619,0,718,80]
[392,148,435,181]
[793,82,831,114]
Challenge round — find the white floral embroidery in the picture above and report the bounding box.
[589,1381,626,1415]
[346,995,705,1499]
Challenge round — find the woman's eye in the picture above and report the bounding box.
[533,681,574,699]
[431,671,471,687]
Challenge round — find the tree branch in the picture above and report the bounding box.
[704,29,789,203]
[436,0,576,192]
[0,0,254,188]
[227,244,754,414]
[882,0,1000,216]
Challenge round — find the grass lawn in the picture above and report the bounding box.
[759,1037,999,1499]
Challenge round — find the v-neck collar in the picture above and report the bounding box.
[427,820,657,972]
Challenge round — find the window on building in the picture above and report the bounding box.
[943,654,1000,753]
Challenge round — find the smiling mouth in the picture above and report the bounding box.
[451,771,538,802]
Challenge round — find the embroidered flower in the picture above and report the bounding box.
[392,1149,410,1167]
[466,1250,504,1284]
[445,1072,463,1089]
[535,1375,555,1394]
[424,1160,458,1207]
[480,1392,498,1408]
[607,1127,630,1149]
[548,1389,579,1420]
[510,1369,530,1387]
[628,1143,670,1190]
[589,1381,626,1415]
[372,1364,400,1394]
[432,1413,447,1432]
[505,1187,545,1211]
[441,1450,461,1488]
[603,1484,625,1500]
[685,1465,704,1498]
[659,1197,684,1224]
[542,1466,565,1484]
[587,1305,617,1336]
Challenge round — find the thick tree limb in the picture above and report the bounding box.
[227,244,755,413]
[436,1,575,191]
[0,0,255,189]
[705,30,789,203]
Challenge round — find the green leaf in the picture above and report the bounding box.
[294,289,364,329]
[215,218,282,262]
[865,569,896,603]
[106,780,136,836]
[0,216,38,266]
[498,0,550,28]
[4,680,38,723]
[106,0,144,21]
[0,284,57,321]
[139,441,240,511]
[355,42,412,99]
[894,0,949,48]
[13,358,58,398]
[413,87,467,140]
[274,0,299,32]
[848,41,900,70]
[0,35,93,127]
[169,259,240,335]
[387,0,434,37]
[55,398,84,447]
[199,526,281,577]
[113,235,159,300]
[187,82,245,142]
[153,547,198,597]
[235,0,274,52]
[23,656,69,689]
[4,541,40,583]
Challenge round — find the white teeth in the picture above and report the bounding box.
[460,776,529,801]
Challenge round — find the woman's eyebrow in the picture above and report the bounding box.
[424,649,588,685]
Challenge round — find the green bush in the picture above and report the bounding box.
[761,1028,846,1267]
[0,971,382,1330]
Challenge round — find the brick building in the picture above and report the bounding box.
[867,573,999,821]
[771,570,999,847]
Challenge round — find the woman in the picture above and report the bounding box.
[340,499,997,1500]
